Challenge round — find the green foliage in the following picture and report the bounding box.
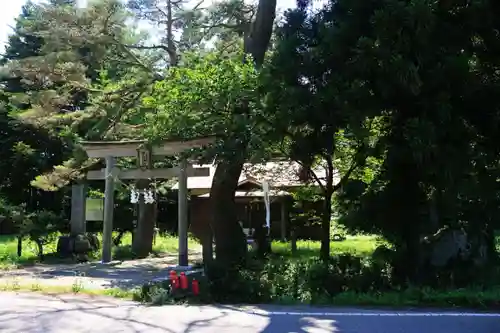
[328,0,500,269]
[144,52,260,144]
[0,1,44,96]
[0,0,157,191]
[3,0,500,301]
[0,103,68,205]
[138,253,500,308]
[21,210,66,256]
[260,1,390,259]
[0,196,66,259]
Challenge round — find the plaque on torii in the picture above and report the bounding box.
[81,137,215,265]
[138,148,151,170]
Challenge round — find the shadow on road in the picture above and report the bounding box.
[218,305,338,332]
[0,293,177,333]
[259,314,337,332]
[0,251,202,290]
[220,304,500,333]
[1,293,500,332]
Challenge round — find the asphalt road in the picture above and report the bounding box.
[0,292,499,333]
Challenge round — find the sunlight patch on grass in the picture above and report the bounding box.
[112,232,201,260]
[0,232,202,268]
[0,279,136,299]
[271,235,383,257]
[0,235,61,270]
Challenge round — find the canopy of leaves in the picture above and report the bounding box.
[322,0,500,251]
[143,51,268,160]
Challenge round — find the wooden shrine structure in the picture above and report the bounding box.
[79,137,215,265]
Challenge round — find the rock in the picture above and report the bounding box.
[73,234,92,254]
[57,235,73,257]
[427,228,469,267]
[86,233,100,251]
[422,227,490,268]
[76,253,89,263]
[57,234,95,259]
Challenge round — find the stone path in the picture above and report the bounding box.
[0,250,202,290]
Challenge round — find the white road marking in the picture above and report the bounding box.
[247,310,500,317]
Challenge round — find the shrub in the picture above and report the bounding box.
[138,254,395,305]
[204,259,271,303]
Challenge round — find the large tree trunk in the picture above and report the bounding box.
[208,0,277,266]
[211,158,247,265]
[17,236,22,257]
[201,224,213,264]
[320,190,333,261]
[132,179,155,257]
[320,157,335,261]
[484,222,497,262]
[133,201,155,257]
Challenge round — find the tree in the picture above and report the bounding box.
[207,0,276,266]
[325,0,500,281]
[262,1,381,260]
[130,0,278,264]
[3,0,150,188]
[6,0,278,264]
[1,1,44,98]
[0,0,70,211]
[144,49,270,262]
[1,0,158,257]
[129,0,278,264]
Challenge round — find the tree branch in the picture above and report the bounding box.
[191,0,205,11]
[307,164,327,193]
[123,44,170,52]
[331,143,366,193]
[200,22,244,30]
[114,39,164,81]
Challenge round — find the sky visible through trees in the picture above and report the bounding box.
[0,0,326,52]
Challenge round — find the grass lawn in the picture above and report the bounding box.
[0,232,202,269]
[0,232,378,269]
[0,235,61,270]
[112,232,201,260]
[1,231,498,269]
[271,235,381,257]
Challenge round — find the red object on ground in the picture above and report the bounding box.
[179,272,188,289]
[170,270,178,290]
[192,279,199,296]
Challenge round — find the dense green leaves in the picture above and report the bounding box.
[327,0,500,275]
[144,52,262,157]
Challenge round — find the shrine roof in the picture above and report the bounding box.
[198,189,291,198]
[172,160,338,192]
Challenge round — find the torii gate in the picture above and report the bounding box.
[80,137,215,265]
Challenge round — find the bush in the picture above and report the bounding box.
[330,219,348,241]
[138,254,395,305]
[203,259,271,303]
[0,202,66,260]
[137,253,500,309]
[259,255,394,303]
